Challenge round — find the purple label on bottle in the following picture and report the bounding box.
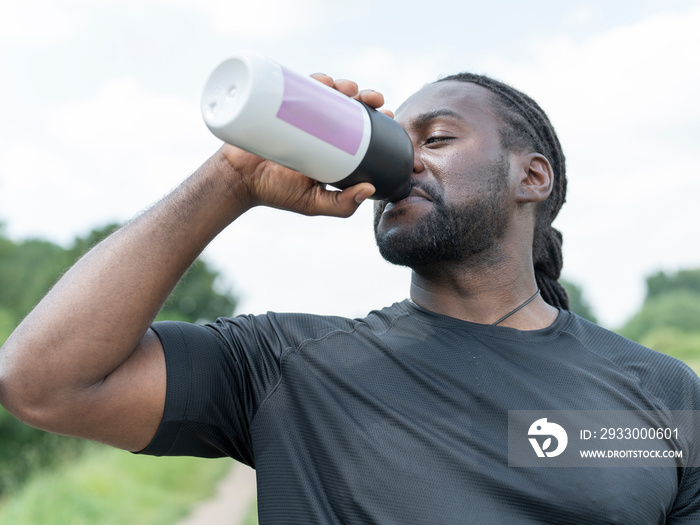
[276,67,364,156]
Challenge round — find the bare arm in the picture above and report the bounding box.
[0,77,380,452]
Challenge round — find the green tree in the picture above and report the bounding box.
[157,259,237,322]
[646,269,700,300]
[639,328,700,366]
[0,237,72,331]
[619,268,700,369]
[620,290,700,343]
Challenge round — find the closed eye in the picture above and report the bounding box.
[424,135,455,146]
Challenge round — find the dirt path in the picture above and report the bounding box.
[176,463,257,525]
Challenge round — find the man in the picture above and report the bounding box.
[1,71,699,523]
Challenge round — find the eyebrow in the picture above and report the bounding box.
[409,109,463,128]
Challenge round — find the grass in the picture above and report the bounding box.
[0,443,230,525]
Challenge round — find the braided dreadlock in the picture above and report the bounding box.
[437,73,569,309]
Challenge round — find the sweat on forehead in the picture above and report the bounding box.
[396,81,499,122]
[394,81,509,149]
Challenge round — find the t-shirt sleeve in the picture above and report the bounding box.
[137,315,285,466]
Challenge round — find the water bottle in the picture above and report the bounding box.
[201,52,413,202]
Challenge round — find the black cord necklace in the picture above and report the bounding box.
[492,288,541,326]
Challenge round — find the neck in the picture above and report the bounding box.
[408,251,558,330]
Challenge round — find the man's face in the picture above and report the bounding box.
[373,81,515,269]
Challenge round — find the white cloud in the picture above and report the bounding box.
[0,77,220,243]
[480,7,700,129]
[0,1,85,44]
[155,0,329,38]
[567,4,601,26]
[1,142,72,193]
[0,142,89,240]
[48,77,204,153]
[333,47,452,110]
[0,0,329,48]
[46,76,218,208]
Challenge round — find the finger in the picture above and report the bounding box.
[310,73,334,88]
[357,89,385,109]
[312,182,376,218]
[380,109,395,119]
[350,183,376,205]
[332,79,359,98]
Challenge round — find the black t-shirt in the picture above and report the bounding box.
[141,301,700,524]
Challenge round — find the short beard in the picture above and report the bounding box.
[373,155,511,270]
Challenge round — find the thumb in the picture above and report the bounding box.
[315,183,376,218]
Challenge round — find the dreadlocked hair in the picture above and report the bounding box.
[438,73,569,309]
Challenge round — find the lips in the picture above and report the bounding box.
[382,185,433,213]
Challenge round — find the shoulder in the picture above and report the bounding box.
[561,311,700,410]
[202,300,413,351]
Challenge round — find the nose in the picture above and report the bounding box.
[413,148,425,174]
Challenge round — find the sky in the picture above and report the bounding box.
[0,0,698,328]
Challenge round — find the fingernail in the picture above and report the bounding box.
[355,191,370,204]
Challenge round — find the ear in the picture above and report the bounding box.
[514,153,553,203]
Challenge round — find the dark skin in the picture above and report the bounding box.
[0,75,557,454]
[376,81,558,328]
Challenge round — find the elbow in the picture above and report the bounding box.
[0,376,64,434]
[0,373,40,431]
[0,346,59,432]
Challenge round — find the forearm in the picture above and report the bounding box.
[0,148,250,418]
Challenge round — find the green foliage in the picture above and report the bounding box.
[646,269,700,300]
[0,445,230,525]
[561,278,597,323]
[0,309,16,346]
[620,290,700,343]
[157,259,237,323]
[0,237,72,331]
[639,328,700,365]
[618,268,700,373]
[0,407,85,496]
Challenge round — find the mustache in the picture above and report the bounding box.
[409,180,444,206]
